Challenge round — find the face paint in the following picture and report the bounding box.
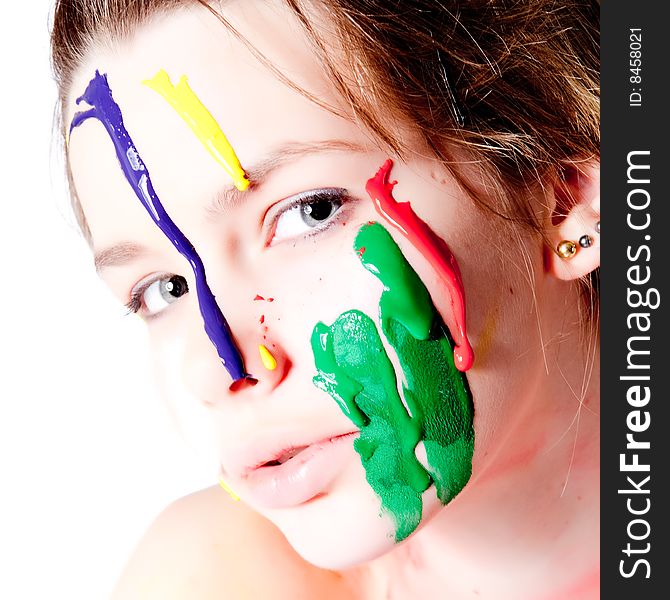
[259,344,278,371]
[366,159,474,372]
[473,306,498,365]
[311,222,474,542]
[143,69,250,191]
[70,71,248,382]
[219,478,241,502]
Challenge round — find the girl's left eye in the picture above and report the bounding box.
[270,188,347,245]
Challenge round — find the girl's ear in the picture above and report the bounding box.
[545,160,600,281]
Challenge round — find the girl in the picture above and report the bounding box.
[51,1,600,597]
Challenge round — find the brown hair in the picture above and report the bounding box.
[51,0,600,327]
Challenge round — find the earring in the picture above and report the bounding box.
[557,219,600,259]
[579,235,593,248]
[556,240,577,259]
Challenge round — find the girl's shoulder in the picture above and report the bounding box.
[110,486,352,599]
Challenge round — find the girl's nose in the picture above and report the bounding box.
[181,290,291,407]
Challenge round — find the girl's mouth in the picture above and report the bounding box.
[237,432,358,510]
[261,446,310,467]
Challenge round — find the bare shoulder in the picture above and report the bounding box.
[111,486,351,599]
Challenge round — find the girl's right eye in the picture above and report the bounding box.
[126,274,189,318]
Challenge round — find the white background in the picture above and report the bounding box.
[0,4,213,598]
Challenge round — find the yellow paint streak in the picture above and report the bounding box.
[475,306,498,366]
[143,69,250,191]
[219,478,241,501]
[258,344,277,371]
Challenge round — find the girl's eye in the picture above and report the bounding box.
[127,274,189,318]
[270,188,346,245]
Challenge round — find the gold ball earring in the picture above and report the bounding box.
[556,240,577,259]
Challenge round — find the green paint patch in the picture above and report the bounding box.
[311,222,474,542]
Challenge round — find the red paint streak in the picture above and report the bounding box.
[365,159,474,371]
[229,377,258,392]
[357,246,367,258]
[254,294,264,301]
[267,297,275,303]
[259,315,265,324]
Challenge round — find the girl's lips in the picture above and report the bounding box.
[239,432,359,509]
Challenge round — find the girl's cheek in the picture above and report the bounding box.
[148,330,220,466]
[256,233,379,326]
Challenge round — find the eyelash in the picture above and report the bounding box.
[125,276,163,318]
[266,187,351,245]
[125,283,148,316]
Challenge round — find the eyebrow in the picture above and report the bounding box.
[94,138,366,272]
[205,138,366,219]
[94,241,146,272]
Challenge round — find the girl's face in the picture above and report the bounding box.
[66,2,551,569]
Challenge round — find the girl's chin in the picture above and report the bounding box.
[262,473,446,571]
[283,510,398,570]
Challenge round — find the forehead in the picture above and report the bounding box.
[65,1,337,127]
[65,1,360,249]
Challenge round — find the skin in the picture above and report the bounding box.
[65,2,600,598]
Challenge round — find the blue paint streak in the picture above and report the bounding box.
[71,70,248,382]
